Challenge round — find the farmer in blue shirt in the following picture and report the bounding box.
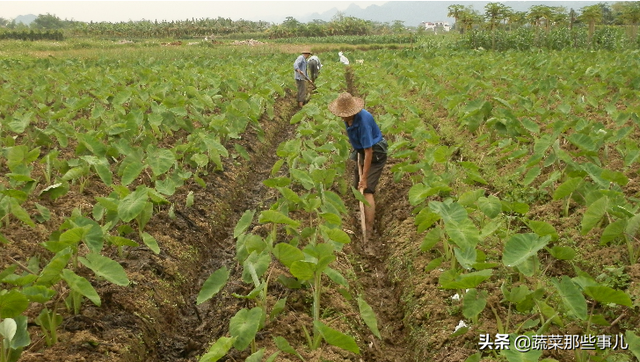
[329,93,388,251]
[293,50,312,107]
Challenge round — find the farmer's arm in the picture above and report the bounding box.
[359,147,373,190]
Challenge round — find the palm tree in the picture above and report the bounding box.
[579,4,603,43]
[484,2,510,49]
[447,4,465,33]
[620,2,640,39]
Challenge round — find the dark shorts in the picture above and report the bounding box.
[354,149,387,194]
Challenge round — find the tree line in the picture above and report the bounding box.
[1,2,640,40]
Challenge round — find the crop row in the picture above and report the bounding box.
[0,47,291,361]
[347,47,640,361]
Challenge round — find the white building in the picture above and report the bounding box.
[421,21,450,32]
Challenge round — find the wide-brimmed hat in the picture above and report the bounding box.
[328,92,364,117]
[301,50,312,54]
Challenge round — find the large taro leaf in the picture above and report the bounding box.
[429,200,468,224]
[117,186,149,222]
[61,269,101,307]
[198,336,236,362]
[502,234,550,268]
[79,253,130,286]
[273,243,305,268]
[229,307,263,351]
[313,320,360,354]
[446,218,481,249]
[146,147,176,177]
[581,196,608,235]
[462,288,488,320]
[439,269,493,289]
[0,290,29,319]
[196,266,230,305]
[551,276,587,321]
[584,286,632,307]
[357,296,381,339]
[233,210,255,238]
[477,195,502,219]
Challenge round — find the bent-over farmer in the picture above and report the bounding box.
[308,54,322,82]
[328,92,388,251]
[293,50,312,107]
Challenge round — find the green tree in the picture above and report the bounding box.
[619,1,640,39]
[580,4,604,42]
[448,4,466,33]
[31,13,65,30]
[484,2,510,31]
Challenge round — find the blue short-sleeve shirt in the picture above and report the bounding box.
[345,109,382,150]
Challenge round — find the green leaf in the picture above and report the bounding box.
[584,286,632,307]
[477,195,502,219]
[625,331,640,361]
[581,196,608,235]
[273,243,304,268]
[199,336,236,362]
[141,232,160,254]
[324,267,349,288]
[11,315,30,349]
[462,288,488,320]
[548,246,576,260]
[258,210,300,227]
[197,266,230,305]
[229,307,263,351]
[522,166,540,186]
[526,220,558,241]
[551,276,587,321]
[313,320,360,354]
[289,261,315,281]
[269,297,287,321]
[420,228,442,252]
[357,296,381,339]
[601,218,626,245]
[36,248,72,287]
[245,349,265,362]
[234,210,255,238]
[8,198,35,227]
[147,147,175,177]
[118,186,149,222]
[323,227,351,244]
[446,218,481,249]
[120,159,145,186]
[502,234,550,268]
[0,290,29,318]
[439,269,493,289]
[350,186,370,207]
[429,201,467,224]
[552,177,582,200]
[61,269,101,307]
[79,253,130,286]
[290,169,315,190]
[274,336,303,360]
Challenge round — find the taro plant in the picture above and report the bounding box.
[0,317,30,362]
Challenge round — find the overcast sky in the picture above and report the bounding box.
[2,1,392,23]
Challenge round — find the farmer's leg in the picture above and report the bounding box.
[296,79,306,107]
[363,192,375,236]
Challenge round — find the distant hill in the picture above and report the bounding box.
[13,14,37,25]
[294,1,607,27]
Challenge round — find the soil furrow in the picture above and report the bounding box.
[340,68,416,361]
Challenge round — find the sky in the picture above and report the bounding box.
[1,1,391,23]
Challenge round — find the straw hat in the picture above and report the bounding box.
[301,50,312,54]
[328,92,364,117]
